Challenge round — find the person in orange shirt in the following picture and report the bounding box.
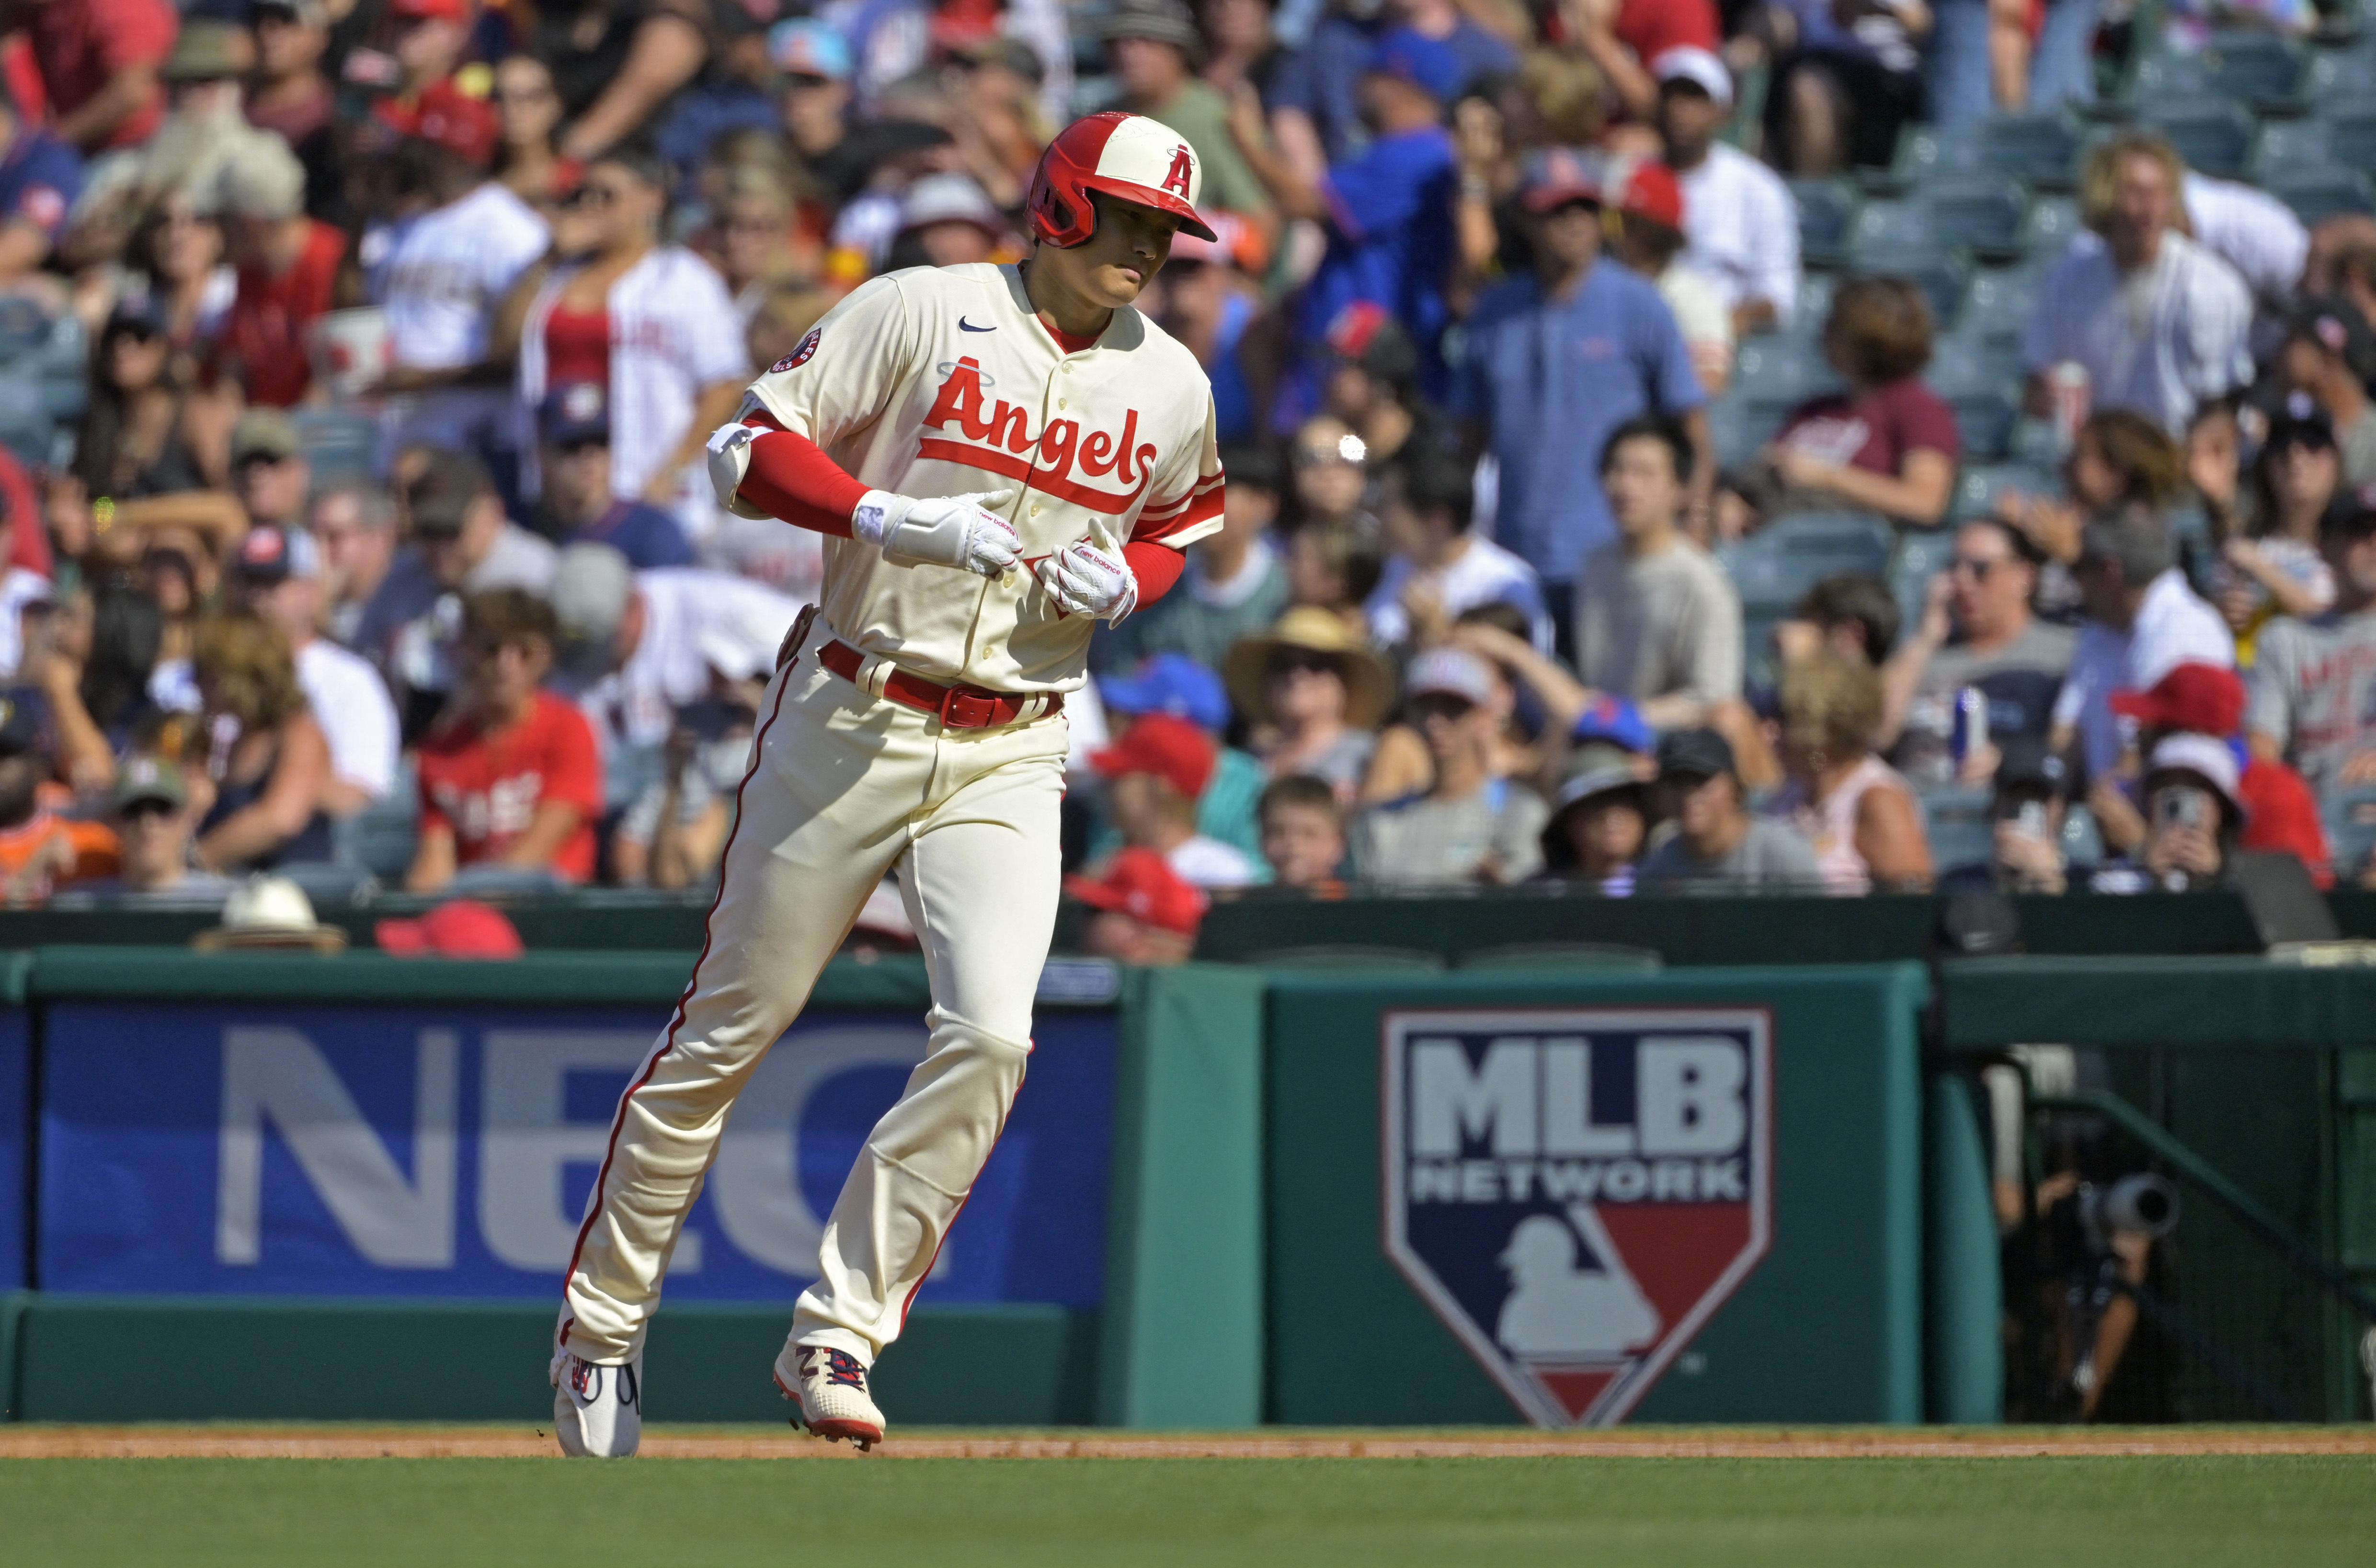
[0,687,117,902]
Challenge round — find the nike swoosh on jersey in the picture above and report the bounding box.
[958,318,995,332]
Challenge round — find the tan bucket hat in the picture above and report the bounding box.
[1222,606,1394,731]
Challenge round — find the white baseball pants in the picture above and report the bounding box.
[558,641,1068,1368]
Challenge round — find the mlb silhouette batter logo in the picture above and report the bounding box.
[1382,1008,1772,1426]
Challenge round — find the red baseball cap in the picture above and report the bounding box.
[1089,712,1217,799]
[1608,158,1684,230]
[2238,757,2333,887]
[1064,847,1208,937]
[377,899,525,959]
[389,0,471,20]
[411,80,499,168]
[2108,662,2244,737]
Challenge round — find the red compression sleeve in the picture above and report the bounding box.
[1123,540,1187,606]
[733,415,870,537]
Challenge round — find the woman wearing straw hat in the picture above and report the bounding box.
[1222,606,1393,796]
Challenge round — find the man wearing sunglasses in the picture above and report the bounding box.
[1885,515,2078,784]
[552,112,1226,1459]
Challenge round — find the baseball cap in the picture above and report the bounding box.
[1098,654,1231,732]
[1404,646,1498,709]
[166,20,250,82]
[1519,146,1604,213]
[1993,735,2070,800]
[539,381,610,448]
[233,525,323,586]
[1570,693,1654,755]
[1323,301,1419,387]
[412,79,500,168]
[112,755,189,813]
[1652,45,1734,108]
[0,688,49,760]
[898,173,1005,238]
[2109,662,2244,737]
[1656,725,1736,782]
[377,898,525,959]
[548,542,636,644]
[2285,295,2376,387]
[389,0,472,22]
[768,18,853,80]
[2144,732,2244,818]
[104,293,171,341]
[404,452,494,536]
[1366,25,1465,103]
[1549,742,1647,817]
[1607,157,1685,231]
[1064,847,1208,938]
[231,409,301,466]
[1098,0,1203,56]
[1089,712,1218,799]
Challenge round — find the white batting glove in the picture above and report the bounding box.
[1034,536,1139,624]
[704,423,772,520]
[854,488,1019,577]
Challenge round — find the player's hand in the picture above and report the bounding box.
[1033,535,1139,624]
[704,423,771,520]
[857,489,1019,576]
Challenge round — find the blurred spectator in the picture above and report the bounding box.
[306,481,397,647]
[1761,0,1930,175]
[1257,772,1347,888]
[1066,844,1205,964]
[1368,448,1550,651]
[1284,514,1385,639]
[9,0,177,153]
[215,133,349,407]
[1453,145,1707,621]
[2248,486,2376,798]
[515,143,747,538]
[245,0,339,222]
[408,588,601,893]
[1103,0,1273,229]
[769,21,861,201]
[695,161,802,324]
[1995,409,2186,570]
[491,52,576,212]
[121,188,231,361]
[1105,444,1287,673]
[230,409,308,528]
[2054,505,2233,785]
[371,0,475,143]
[1089,710,1256,889]
[71,295,206,502]
[2105,660,2329,883]
[532,383,695,568]
[545,543,797,806]
[1097,652,1264,868]
[1780,572,1901,671]
[1637,725,1821,888]
[231,525,398,816]
[136,543,203,711]
[1604,154,1732,398]
[1725,276,1958,533]
[1349,646,1545,885]
[2211,412,2339,644]
[1535,741,1650,894]
[1236,25,1463,400]
[610,683,752,889]
[2023,133,2252,437]
[1928,0,2097,126]
[2096,731,2242,893]
[2176,170,2311,326]
[1884,518,2076,785]
[1318,302,1442,474]
[2270,298,2376,487]
[190,611,333,872]
[69,20,274,254]
[1570,414,1740,726]
[81,755,232,904]
[1223,604,1391,795]
[1656,48,1797,336]
[1145,220,1265,445]
[651,2,781,186]
[528,0,710,167]
[0,64,82,283]
[372,111,550,454]
[880,172,1009,274]
[1565,0,1718,125]
[1770,649,1931,893]
[1286,414,1369,531]
[1938,734,2078,895]
[32,579,161,788]
[1199,0,1286,100]
[0,689,116,901]
[1265,0,1515,171]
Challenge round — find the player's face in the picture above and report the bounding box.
[1061,194,1180,309]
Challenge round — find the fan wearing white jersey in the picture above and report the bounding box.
[549,113,1227,1457]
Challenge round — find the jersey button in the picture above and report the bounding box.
[1030,503,1042,515]
[1058,398,1068,409]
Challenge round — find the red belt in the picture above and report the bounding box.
[816,639,1060,729]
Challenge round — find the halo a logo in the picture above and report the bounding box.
[1382,1009,1771,1427]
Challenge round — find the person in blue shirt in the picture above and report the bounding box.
[1267,0,1515,168]
[1451,147,1711,647]
[0,83,84,285]
[533,382,696,569]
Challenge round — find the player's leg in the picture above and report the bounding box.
[559,661,926,1380]
[781,722,1066,1429]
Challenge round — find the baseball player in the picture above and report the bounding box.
[549,112,1227,1456]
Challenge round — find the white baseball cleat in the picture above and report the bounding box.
[774,1343,886,1450]
[551,1349,642,1458]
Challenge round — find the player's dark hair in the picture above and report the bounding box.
[1599,414,1694,484]
[463,588,560,653]
[1793,572,1901,664]
[1259,773,1343,829]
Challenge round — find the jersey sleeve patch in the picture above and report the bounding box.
[769,326,822,374]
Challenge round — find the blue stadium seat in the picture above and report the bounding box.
[1948,462,2056,522]
[2130,99,2261,180]
[1926,175,2033,263]
[1790,177,1860,271]
[1888,525,1954,629]
[1719,512,1897,616]
[337,760,421,882]
[1927,332,2026,392]
[2263,165,2376,225]
[1847,199,1933,263]
[2323,786,2376,879]
[1892,114,2085,192]
[1852,251,1970,332]
[1921,784,1997,873]
[1731,338,1838,405]
[1959,261,2048,351]
[2063,802,2104,868]
[2128,31,2308,113]
[291,410,379,482]
[1786,273,1838,342]
[1709,398,1781,468]
[1941,388,2021,462]
[274,862,376,906]
[2015,195,2083,258]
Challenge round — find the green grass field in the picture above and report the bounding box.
[6,1454,2375,1568]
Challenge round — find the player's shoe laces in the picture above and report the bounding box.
[550,1349,642,1458]
[774,1343,885,1450]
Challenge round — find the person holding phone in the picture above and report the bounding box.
[1939,735,2078,894]
[2096,732,2242,894]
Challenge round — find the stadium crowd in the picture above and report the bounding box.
[0,0,2370,954]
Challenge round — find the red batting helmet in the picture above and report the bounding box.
[1026,112,1220,248]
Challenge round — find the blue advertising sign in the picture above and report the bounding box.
[40,1003,1113,1305]
[0,1006,24,1290]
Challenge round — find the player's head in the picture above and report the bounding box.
[1026,112,1216,307]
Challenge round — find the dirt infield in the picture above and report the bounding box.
[6,1426,2376,1459]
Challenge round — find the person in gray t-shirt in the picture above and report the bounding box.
[2246,496,2376,795]
[1350,647,1550,885]
[1634,726,1824,890]
[1885,518,2077,785]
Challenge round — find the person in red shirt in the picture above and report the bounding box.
[407,588,602,892]
[1561,0,1720,123]
[216,137,351,407]
[5,0,178,152]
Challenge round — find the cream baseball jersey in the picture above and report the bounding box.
[739,261,1225,692]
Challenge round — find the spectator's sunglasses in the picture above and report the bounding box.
[1949,553,2008,581]
[1409,693,1475,724]
[490,82,556,106]
[120,799,177,822]
[1268,651,1337,679]
[569,180,635,209]
[784,72,838,92]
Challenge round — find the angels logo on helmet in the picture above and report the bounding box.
[770,327,823,375]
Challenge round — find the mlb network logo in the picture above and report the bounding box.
[1382,1009,1772,1427]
